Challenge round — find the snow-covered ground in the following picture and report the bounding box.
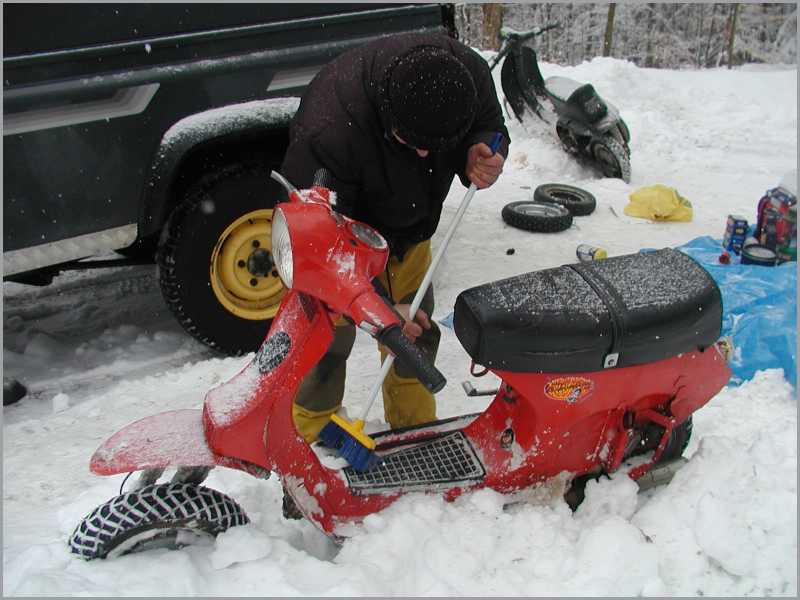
[3,57,797,596]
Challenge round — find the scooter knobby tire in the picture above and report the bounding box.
[657,416,693,463]
[565,416,693,511]
[157,161,285,356]
[590,136,631,183]
[68,483,249,560]
[533,183,597,216]
[502,201,573,233]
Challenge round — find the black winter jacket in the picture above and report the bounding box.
[280,32,510,259]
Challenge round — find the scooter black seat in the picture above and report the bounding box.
[545,76,582,103]
[453,249,722,373]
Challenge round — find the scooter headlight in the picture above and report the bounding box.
[271,208,293,288]
[584,97,608,121]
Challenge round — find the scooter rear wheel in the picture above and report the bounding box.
[657,416,693,463]
[68,483,249,560]
[534,183,597,216]
[502,201,573,233]
[590,136,631,183]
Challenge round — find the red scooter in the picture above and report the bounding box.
[70,176,732,560]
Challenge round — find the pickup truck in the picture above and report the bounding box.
[3,3,455,355]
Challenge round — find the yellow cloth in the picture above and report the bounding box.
[624,185,693,222]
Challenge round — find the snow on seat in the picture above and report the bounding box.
[453,249,722,373]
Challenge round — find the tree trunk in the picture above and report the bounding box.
[603,3,617,57]
[727,3,739,68]
[482,3,504,51]
[703,4,718,68]
[645,3,657,67]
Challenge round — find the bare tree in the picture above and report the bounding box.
[726,3,740,68]
[603,3,617,57]
[482,3,504,51]
[645,3,657,67]
[455,3,794,69]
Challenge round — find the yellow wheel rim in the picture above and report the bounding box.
[210,209,286,321]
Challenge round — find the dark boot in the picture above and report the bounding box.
[3,378,27,406]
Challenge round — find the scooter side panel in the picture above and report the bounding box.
[461,383,612,490]
[464,347,731,489]
[203,290,335,470]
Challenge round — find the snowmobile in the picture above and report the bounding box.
[70,175,731,559]
[489,23,632,182]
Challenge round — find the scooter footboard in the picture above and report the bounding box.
[90,409,225,475]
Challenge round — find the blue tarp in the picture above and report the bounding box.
[440,236,797,388]
[676,236,797,388]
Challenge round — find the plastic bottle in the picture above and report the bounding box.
[777,205,797,263]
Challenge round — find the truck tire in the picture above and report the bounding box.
[157,162,287,355]
[501,201,573,233]
[534,183,597,216]
[68,483,249,560]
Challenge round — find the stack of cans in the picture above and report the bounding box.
[722,215,748,254]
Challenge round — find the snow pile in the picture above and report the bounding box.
[3,56,797,596]
[3,373,794,597]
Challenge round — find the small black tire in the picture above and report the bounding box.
[3,377,27,406]
[157,162,286,356]
[658,416,693,463]
[502,201,573,233]
[565,417,694,511]
[534,183,597,216]
[68,483,249,560]
[590,136,631,183]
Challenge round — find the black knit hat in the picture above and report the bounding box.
[381,45,478,151]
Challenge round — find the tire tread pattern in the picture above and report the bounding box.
[533,183,597,216]
[658,416,693,463]
[68,483,249,560]
[156,162,271,355]
[592,136,631,183]
[501,201,573,233]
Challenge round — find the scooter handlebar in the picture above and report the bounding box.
[501,22,560,43]
[377,326,447,394]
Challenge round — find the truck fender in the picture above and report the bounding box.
[139,97,301,239]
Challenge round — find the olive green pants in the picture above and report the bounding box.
[292,240,441,442]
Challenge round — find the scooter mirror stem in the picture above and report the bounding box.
[270,170,298,196]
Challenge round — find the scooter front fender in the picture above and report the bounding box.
[90,409,231,475]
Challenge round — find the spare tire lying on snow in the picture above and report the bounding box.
[534,183,597,216]
[501,201,573,233]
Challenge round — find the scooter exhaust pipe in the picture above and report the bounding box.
[635,457,688,492]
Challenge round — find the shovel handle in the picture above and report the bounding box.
[359,133,504,422]
[406,132,504,319]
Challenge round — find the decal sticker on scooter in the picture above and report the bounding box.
[544,377,594,403]
[255,331,291,374]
